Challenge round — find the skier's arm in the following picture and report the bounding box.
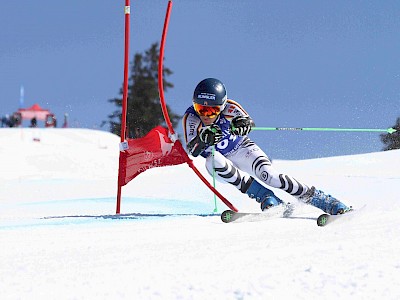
[187,125,223,157]
[183,111,221,157]
[223,100,255,136]
[230,116,254,136]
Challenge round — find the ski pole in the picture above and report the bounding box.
[211,146,218,213]
[252,127,397,134]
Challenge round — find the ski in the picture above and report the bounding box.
[317,208,355,226]
[221,203,294,223]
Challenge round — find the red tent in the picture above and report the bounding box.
[17,103,51,121]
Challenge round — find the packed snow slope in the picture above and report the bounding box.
[0,128,399,300]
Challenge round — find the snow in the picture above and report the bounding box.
[1,128,399,299]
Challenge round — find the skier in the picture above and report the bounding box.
[182,78,350,215]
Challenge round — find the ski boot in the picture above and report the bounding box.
[245,178,283,211]
[300,186,350,215]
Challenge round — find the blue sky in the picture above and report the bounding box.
[1,0,399,159]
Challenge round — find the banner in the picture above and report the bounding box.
[119,126,190,186]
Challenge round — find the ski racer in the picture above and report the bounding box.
[182,78,350,215]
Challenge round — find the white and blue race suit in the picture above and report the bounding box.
[182,98,351,213]
[182,99,311,199]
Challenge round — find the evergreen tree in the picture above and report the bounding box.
[108,42,180,138]
[380,117,400,151]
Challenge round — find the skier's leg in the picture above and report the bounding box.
[227,141,309,196]
[228,140,350,214]
[205,151,283,210]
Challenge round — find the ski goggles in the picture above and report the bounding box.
[193,103,222,118]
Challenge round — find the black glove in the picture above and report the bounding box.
[230,116,253,136]
[187,136,207,157]
[199,124,223,145]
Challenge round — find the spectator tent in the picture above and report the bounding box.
[15,103,56,127]
[17,103,51,121]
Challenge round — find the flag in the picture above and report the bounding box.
[118,126,190,186]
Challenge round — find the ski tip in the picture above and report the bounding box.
[221,210,235,223]
[317,213,330,226]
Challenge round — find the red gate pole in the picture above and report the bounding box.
[116,0,131,214]
[157,1,238,212]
